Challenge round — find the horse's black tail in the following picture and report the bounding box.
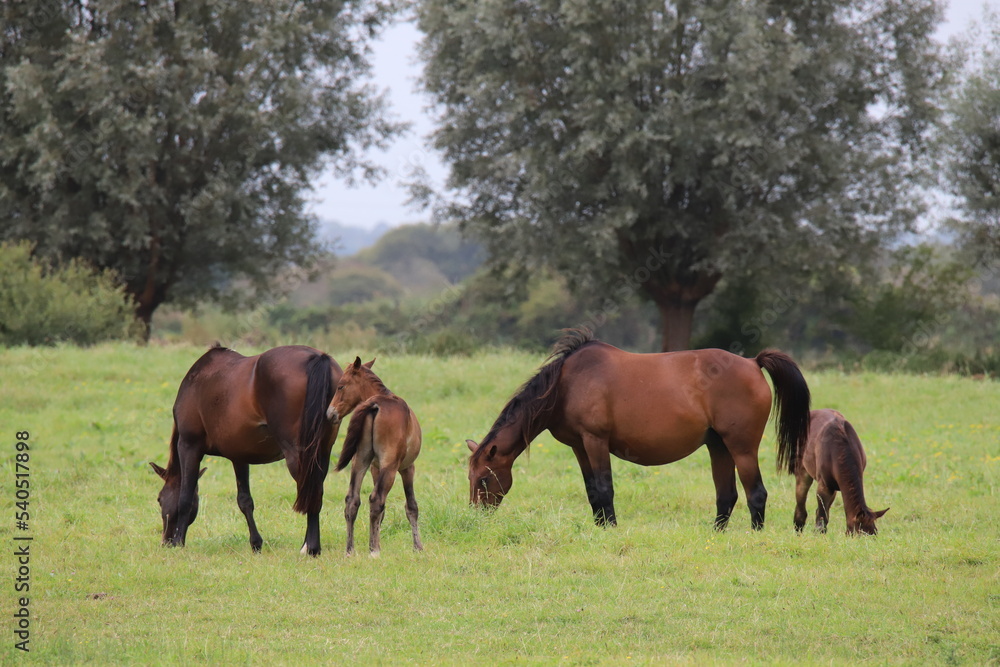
[335,401,379,472]
[755,350,811,474]
[293,353,336,514]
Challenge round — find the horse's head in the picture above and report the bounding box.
[149,462,205,546]
[848,507,889,535]
[328,356,377,422]
[466,439,513,508]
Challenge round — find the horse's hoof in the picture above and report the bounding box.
[369,550,380,558]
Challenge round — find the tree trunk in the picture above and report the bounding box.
[656,296,699,352]
[133,298,157,343]
[642,272,721,352]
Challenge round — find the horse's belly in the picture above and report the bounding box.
[206,425,284,464]
[607,425,707,466]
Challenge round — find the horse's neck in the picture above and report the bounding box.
[834,456,869,516]
[490,420,538,460]
[361,380,393,401]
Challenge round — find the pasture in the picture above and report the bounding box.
[1,343,997,664]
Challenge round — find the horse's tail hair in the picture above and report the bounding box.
[293,353,336,514]
[336,402,379,472]
[756,350,811,474]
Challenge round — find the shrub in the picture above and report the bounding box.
[0,242,140,346]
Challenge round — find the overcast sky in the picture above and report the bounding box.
[307,0,997,231]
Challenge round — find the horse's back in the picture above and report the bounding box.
[557,344,771,464]
[173,346,255,424]
[172,345,339,463]
[803,409,866,486]
[371,395,421,469]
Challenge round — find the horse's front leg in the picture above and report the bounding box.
[171,447,206,547]
[815,483,836,534]
[233,461,263,552]
[573,434,616,526]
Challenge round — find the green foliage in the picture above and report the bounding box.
[0,0,401,326]
[695,243,984,359]
[358,222,485,285]
[0,242,140,345]
[847,245,973,353]
[2,344,997,663]
[944,9,1000,249]
[418,0,945,350]
[321,262,405,306]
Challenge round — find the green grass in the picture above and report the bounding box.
[1,343,997,665]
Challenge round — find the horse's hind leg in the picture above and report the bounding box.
[794,472,814,532]
[344,446,375,556]
[233,462,263,552]
[731,451,768,530]
[369,463,400,556]
[400,465,423,552]
[706,430,739,531]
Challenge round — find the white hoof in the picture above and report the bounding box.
[300,542,309,555]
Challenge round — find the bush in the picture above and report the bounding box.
[0,242,140,346]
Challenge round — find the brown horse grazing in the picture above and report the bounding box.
[467,329,811,530]
[793,409,888,535]
[150,344,342,555]
[328,357,423,556]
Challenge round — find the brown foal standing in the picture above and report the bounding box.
[328,357,423,556]
[794,409,888,535]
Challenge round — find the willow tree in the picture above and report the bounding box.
[1,0,399,333]
[418,0,943,350]
[944,10,1000,256]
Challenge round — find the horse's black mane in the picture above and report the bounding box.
[479,329,596,449]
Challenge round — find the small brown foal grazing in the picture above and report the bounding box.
[794,409,888,535]
[328,357,423,556]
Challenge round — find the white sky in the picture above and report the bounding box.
[306,0,998,231]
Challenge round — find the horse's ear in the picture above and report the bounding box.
[149,462,167,480]
[352,356,362,370]
[466,439,478,453]
[364,358,375,369]
[874,507,889,519]
[199,467,207,479]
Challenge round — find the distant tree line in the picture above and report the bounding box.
[0,0,997,367]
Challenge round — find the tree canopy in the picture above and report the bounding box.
[0,0,400,332]
[944,10,1000,257]
[418,0,944,350]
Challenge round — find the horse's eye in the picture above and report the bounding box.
[337,385,344,391]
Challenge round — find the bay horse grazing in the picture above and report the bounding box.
[328,357,423,556]
[150,344,342,555]
[793,409,888,535]
[467,329,811,530]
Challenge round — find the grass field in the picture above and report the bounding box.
[0,343,997,665]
